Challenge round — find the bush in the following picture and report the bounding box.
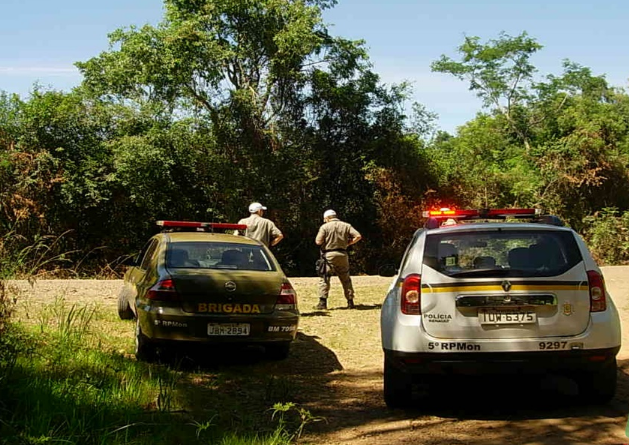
[582,208,629,265]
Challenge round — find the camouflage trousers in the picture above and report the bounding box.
[317,251,355,301]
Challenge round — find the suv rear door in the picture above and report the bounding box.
[419,226,591,339]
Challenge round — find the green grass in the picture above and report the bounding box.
[0,296,318,445]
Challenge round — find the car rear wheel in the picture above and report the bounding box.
[117,294,134,320]
[135,318,157,362]
[265,343,291,360]
[575,359,617,404]
[384,357,413,409]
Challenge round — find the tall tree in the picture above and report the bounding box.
[432,32,542,151]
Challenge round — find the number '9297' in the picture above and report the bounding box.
[539,341,567,350]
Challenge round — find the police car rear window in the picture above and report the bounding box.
[167,242,276,271]
[423,230,582,278]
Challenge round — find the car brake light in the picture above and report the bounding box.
[147,278,179,302]
[276,282,297,310]
[401,274,421,315]
[587,270,607,312]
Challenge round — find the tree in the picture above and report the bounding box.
[432,32,542,151]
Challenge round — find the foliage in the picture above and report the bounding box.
[70,0,435,275]
[429,33,629,233]
[582,208,629,265]
[3,16,629,272]
[432,31,542,151]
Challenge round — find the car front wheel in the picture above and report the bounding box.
[384,357,413,409]
[135,318,157,362]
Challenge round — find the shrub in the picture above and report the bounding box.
[582,207,629,265]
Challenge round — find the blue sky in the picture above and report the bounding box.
[1,0,628,133]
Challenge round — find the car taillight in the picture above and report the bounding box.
[147,278,179,302]
[587,270,607,312]
[401,274,421,315]
[276,282,297,310]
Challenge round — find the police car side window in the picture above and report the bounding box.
[139,240,159,270]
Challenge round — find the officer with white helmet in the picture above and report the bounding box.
[237,202,284,247]
[315,209,362,310]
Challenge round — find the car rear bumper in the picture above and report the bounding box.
[138,307,299,344]
[384,347,620,375]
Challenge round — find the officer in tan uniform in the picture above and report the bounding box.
[237,202,284,248]
[315,209,362,310]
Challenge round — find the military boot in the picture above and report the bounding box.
[316,298,327,310]
[347,299,355,309]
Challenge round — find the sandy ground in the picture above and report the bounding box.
[8,266,629,445]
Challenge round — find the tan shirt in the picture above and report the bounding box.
[315,218,361,251]
[238,214,282,247]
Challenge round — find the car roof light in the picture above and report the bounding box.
[156,220,247,232]
[422,208,555,228]
[422,208,540,219]
[422,208,479,218]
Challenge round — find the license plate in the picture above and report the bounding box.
[207,323,250,336]
[478,308,536,325]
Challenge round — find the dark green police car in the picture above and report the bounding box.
[117,221,299,361]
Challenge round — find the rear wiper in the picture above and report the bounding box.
[448,269,511,278]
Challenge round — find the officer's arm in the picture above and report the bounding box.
[235,219,247,236]
[348,234,362,246]
[348,226,362,246]
[270,224,283,246]
[271,233,284,246]
[315,227,325,245]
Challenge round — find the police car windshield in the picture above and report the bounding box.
[423,230,582,278]
[167,242,276,271]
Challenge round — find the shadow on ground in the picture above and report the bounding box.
[151,333,629,445]
[297,359,629,444]
[300,303,382,317]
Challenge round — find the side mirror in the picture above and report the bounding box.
[378,264,398,277]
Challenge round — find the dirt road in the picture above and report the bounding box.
[11,266,629,444]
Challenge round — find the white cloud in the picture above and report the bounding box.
[0,66,79,75]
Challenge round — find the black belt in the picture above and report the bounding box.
[323,248,346,253]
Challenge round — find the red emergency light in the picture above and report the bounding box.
[422,208,541,219]
[422,208,478,218]
[156,221,247,231]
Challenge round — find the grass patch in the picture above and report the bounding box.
[0,295,322,445]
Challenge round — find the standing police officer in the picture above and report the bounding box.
[315,209,362,310]
[238,202,284,248]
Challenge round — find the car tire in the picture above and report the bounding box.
[265,343,291,360]
[117,294,134,320]
[135,318,157,362]
[575,359,617,404]
[384,357,413,409]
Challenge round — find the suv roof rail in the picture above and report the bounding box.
[156,220,247,233]
[422,208,564,228]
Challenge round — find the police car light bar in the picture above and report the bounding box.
[156,221,247,231]
[422,209,478,218]
[422,208,541,219]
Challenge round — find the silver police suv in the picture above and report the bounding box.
[380,208,621,408]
